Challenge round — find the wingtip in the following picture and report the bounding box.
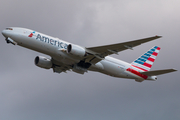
[172,69,178,72]
[155,35,162,38]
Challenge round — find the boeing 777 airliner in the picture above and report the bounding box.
[2,27,177,82]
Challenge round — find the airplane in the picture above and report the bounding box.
[1,27,177,82]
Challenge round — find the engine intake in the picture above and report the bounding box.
[34,56,52,69]
[67,44,86,57]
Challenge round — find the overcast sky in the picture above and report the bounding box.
[0,0,180,120]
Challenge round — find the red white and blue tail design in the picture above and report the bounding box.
[131,46,161,72]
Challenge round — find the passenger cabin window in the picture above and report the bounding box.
[6,28,13,30]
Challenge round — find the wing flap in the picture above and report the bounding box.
[53,66,71,73]
[140,69,177,76]
[51,58,72,73]
[84,54,103,64]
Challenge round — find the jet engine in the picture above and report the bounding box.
[34,56,52,69]
[67,44,86,57]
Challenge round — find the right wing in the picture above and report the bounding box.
[85,36,162,64]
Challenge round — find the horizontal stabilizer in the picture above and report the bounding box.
[140,69,177,76]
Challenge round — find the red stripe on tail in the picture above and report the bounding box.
[147,57,155,62]
[143,62,152,68]
[127,68,148,79]
[157,47,161,50]
[131,65,148,71]
[152,52,158,56]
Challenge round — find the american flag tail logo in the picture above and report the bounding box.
[130,46,161,72]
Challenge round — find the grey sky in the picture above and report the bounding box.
[0,0,179,120]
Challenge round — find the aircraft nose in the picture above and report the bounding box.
[2,30,7,37]
[2,28,13,38]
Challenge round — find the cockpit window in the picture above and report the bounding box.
[6,28,13,30]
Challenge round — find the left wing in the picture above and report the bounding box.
[85,36,162,64]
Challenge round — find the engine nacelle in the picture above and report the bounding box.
[67,44,86,57]
[34,56,52,69]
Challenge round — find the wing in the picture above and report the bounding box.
[85,36,162,64]
[140,69,177,76]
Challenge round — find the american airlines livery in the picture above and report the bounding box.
[2,27,177,82]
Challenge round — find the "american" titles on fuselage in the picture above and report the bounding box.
[36,34,68,49]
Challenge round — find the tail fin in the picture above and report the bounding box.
[131,46,161,72]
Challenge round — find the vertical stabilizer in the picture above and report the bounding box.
[131,46,161,72]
